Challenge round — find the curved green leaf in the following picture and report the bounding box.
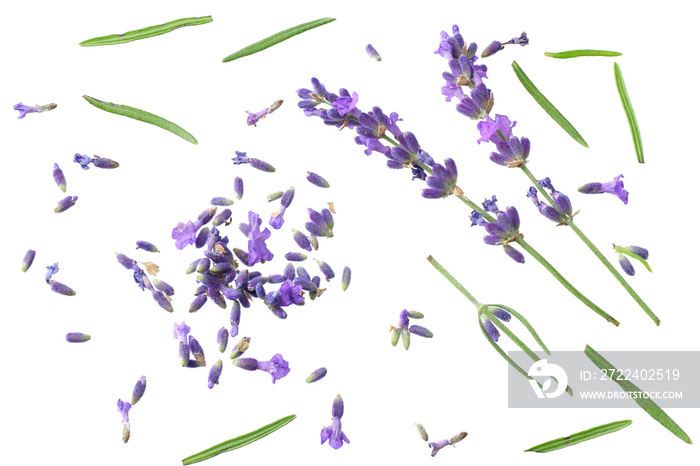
[83,95,198,144]
[222,17,336,63]
[511,60,589,148]
[80,16,213,47]
[526,420,632,452]
[614,62,644,163]
[545,50,621,59]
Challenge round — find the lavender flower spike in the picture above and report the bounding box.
[365,44,381,61]
[53,163,67,192]
[131,376,147,405]
[578,174,629,204]
[321,394,350,450]
[421,158,459,199]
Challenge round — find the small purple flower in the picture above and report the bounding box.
[53,163,67,192]
[526,187,565,223]
[578,174,629,204]
[21,249,36,272]
[66,332,91,343]
[244,211,274,265]
[73,153,93,170]
[14,102,39,118]
[131,376,146,405]
[246,100,282,126]
[277,279,304,307]
[477,114,516,145]
[478,206,525,263]
[208,360,223,389]
[429,439,450,457]
[171,221,198,250]
[421,158,459,199]
[54,196,78,213]
[173,322,191,345]
[45,262,59,282]
[334,91,360,117]
[321,394,350,450]
[365,44,381,61]
[456,84,493,120]
[233,353,290,383]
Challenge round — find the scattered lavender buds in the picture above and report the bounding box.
[306,171,330,188]
[136,241,160,253]
[49,280,76,296]
[232,353,290,383]
[14,102,56,118]
[320,394,350,449]
[391,310,433,350]
[211,197,234,206]
[578,174,629,204]
[232,151,276,172]
[54,195,78,213]
[66,332,91,343]
[234,177,244,200]
[341,266,351,291]
[306,367,327,383]
[208,360,223,389]
[117,399,132,443]
[305,207,334,238]
[131,376,146,405]
[614,244,651,276]
[365,43,381,61]
[246,99,283,126]
[479,308,512,342]
[53,163,67,192]
[21,249,36,272]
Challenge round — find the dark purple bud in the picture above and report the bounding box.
[198,207,217,226]
[66,332,91,343]
[196,258,210,273]
[618,254,635,276]
[189,294,207,313]
[293,276,317,292]
[49,280,76,296]
[306,367,328,383]
[185,259,199,274]
[269,306,288,319]
[268,274,284,284]
[208,360,223,389]
[305,222,327,237]
[53,163,67,192]
[207,287,227,309]
[480,315,500,342]
[389,147,412,164]
[232,357,259,371]
[628,246,649,260]
[492,308,512,322]
[296,266,310,280]
[153,279,175,296]
[91,156,119,169]
[194,285,207,296]
[307,172,330,188]
[210,262,233,274]
[341,266,351,291]
[365,43,381,61]
[22,249,36,272]
[234,177,244,200]
[409,325,433,338]
[293,230,312,251]
[54,195,78,213]
[266,291,281,307]
[280,187,295,208]
[221,286,241,301]
[230,336,250,359]
[197,273,221,290]
[283,262,295,280]
[230,301,241,327]
[311,275,321,288]
[250,158,276,172]
[212,209,232,227]
[135,241,159,253]
[331,394,344,419]
[211,197,234,206]
[316,260,335,281]
[189,335,206,366]
[552,191,573,217]
[578,182,603,194]
[131,376,146,405]
[254,282,266,299]
[481,40,504,58]
[178,341,190,366]
[285,252,307,262]
[152,290,173,312]
[233,248,250,266]
[503,244,525,263]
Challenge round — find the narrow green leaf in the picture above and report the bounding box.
[526,420,632,452]
[182,414,296,464]
[584,346,692,444]
[545,50,621,59]
[82,95,198,144]
[80,16,213,47]
[511,60,589,148]
[222,17,336,62]
[614,62,644,163]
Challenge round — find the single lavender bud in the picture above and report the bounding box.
[207,287,227,309]
[306,171,330,188]
[618,254,635,276]
[402,328,411,350]
[198,207,217,226]
[152,290,174,312]
[189,335,206,366]
[53,163,67,192]
[390,327,401,346]
[292,230,313,251]
[232,247,249,266]
[267,191,283,202]
[409,325,433,338]
[416,423,429,442]
[285,252,307,262]
[49,280,76,296]
[22,249,36,272]
[306,367,328,383]
[54,195,78,213]
[628,246,649,260]
[320,394,350,449]
[234,177,244,200]
[195,227,209,249]
[211,197,234,206]
[131,376,147,405]
[116,253,137,270]
[216,327,229,353]
[283,262,296,281]
[232,357,259,371]
[294,276,317,292]
[208,360,224,389]
[179,341,190,366]
[210,262,233,274]
[212,208,233,227]
[341,266,351,291]
[481,40,504,58]
[195,258,210,274]
[365,43,382,61]
[480,314,499,342]
[254,282,266,299]
[45,263,59,282]
[250,158,276,173]
[449,431,468,445]
[492,307,512,322]
[135,241,159,253]
[296,266,310,280]
[92,156,120,169]
[65,332,91,343]
[184,259,198,275]
[230,336,250,359]
[153,279,175,296]
[315,260,335,281]
[230,301,241,337]
[269,306,288,319]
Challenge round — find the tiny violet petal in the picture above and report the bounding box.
[65,332,91,343]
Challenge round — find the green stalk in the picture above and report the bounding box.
[525,420,632,452]
[426,255,482,308]
[519,165,659,326]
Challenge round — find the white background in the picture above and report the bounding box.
[2,1,698,464]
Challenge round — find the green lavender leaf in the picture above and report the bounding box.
[79,16,213,47]
[545,50,621,59]
[584,346,692,444]
[511,60,589,148]
[222,17,336,62]
[182,414,297,464]
[614,62,644,163]
[82,95,198,144]
[526,420,632,452]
